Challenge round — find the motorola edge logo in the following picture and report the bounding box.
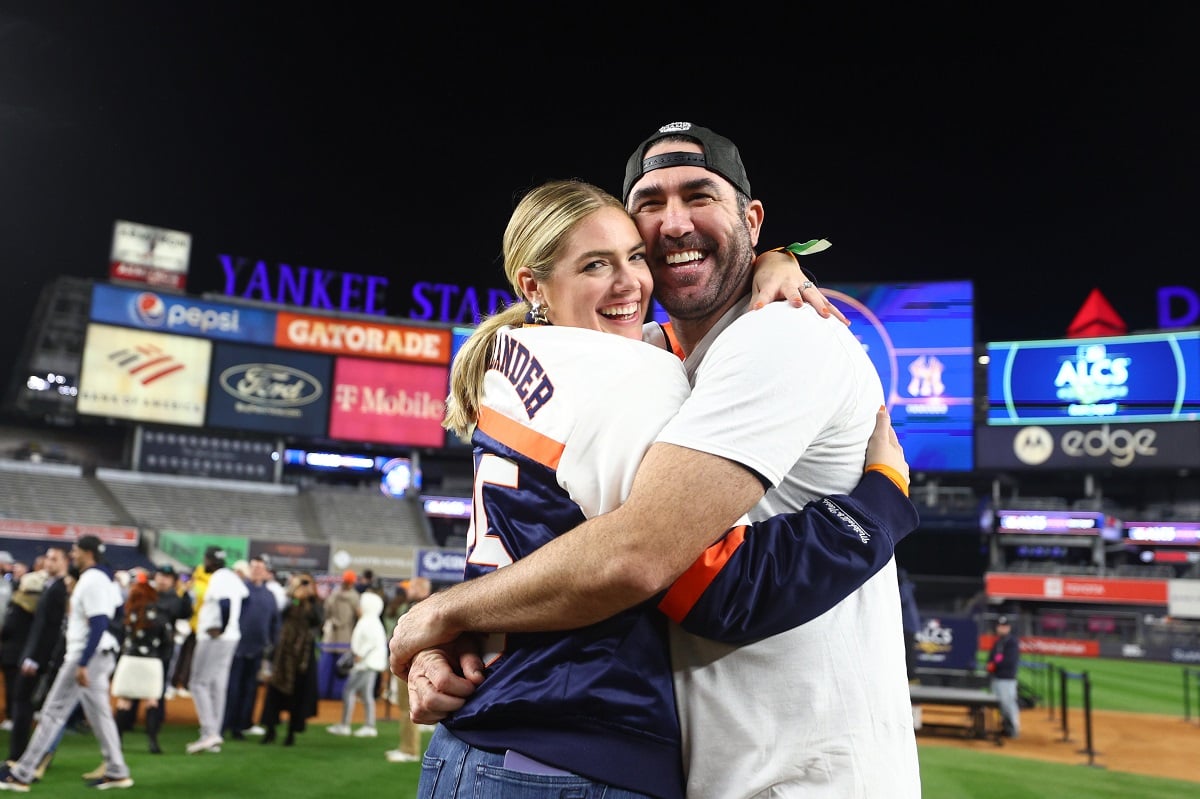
[1013,424,1157,467]
[1013,426,1054,465]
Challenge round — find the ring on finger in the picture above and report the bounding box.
[801,280,815,291]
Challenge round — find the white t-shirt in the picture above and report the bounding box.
[65,566,122,662]
[197,567,250,642]
[659,301,921,799]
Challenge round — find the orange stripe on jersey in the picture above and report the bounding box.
[658,524,747,622]
[660,322,687,360]
[477,406,565,471]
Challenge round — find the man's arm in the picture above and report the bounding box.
[390,442,763,675]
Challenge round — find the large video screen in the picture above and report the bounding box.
[987,331,1200,426]
[656,281,975,472]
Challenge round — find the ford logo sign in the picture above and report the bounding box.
[219,363,323,407]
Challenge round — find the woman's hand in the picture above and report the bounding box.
[865,406,909,488]
[748,248,849,326]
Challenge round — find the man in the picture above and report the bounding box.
[986,614,1022,738]
[321,570,359,699]
[222,556,278,740]
[7,546,69,765]
[0,536,132,791]
[391,122,921,797]
[185,545,248,754]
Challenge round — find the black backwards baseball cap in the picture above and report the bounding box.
[75,535,106,557]
[204,545,228,564]
[622,121,752,203]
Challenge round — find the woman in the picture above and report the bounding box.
[111,573,173,755]
[258,573,321,746]
[417,180,917,798]
[327,588,386,737]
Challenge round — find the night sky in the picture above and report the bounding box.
[2,5,1198,388]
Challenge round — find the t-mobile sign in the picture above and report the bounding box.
[328,356,447,447]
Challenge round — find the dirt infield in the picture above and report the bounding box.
[916,704,1200,784]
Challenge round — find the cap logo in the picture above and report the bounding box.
[657,121,695,134]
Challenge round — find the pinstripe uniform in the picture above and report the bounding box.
[8,566,128,785]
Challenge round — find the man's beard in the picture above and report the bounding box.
[654,226,756,322]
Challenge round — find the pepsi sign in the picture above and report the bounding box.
[90,283,278,344]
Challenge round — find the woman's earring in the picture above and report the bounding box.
[528,300,550,325]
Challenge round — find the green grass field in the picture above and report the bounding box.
[1015,654,1196,716]
[21,715,1199,799]
[8,655,1198,798]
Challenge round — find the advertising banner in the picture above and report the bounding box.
[206,342,332,437]
[974,420,1200,471]
[414,547,467,583]
[328,357,447,447]
[157,531,249,568]
[986,572,1169,605]
[275,311,451,365]
[1168,578,1200,619]
[0,519,139,546]
[91,283,277,344]
[987,331,1200,426]
[248,540,331,573]
[77,324,211,426]
[327,540,414,579]
[109,219,192,290]
[914,614,979,671]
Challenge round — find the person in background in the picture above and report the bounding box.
[383,576,431,763]
[321,569,360,698]
[0,553,13,631]
[262,560,288,613]
[185,546,248,754]
[223,556,279,741]
[8,546,69,765]
[110,572,174,756]
[0,535,132,791]
[986,614,1022,738]
[354,569,377,595]
[171,561,209,698]
[151,563,192,705]
[327,589,387,738]
[259,572,322,746]
[0,571,44,733]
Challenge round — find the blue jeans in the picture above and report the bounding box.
[418,725,658,799]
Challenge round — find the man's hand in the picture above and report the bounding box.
[406,643,486,724]
[20,658,38,676]
[389,591,461,680]
[75,665,90,687]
